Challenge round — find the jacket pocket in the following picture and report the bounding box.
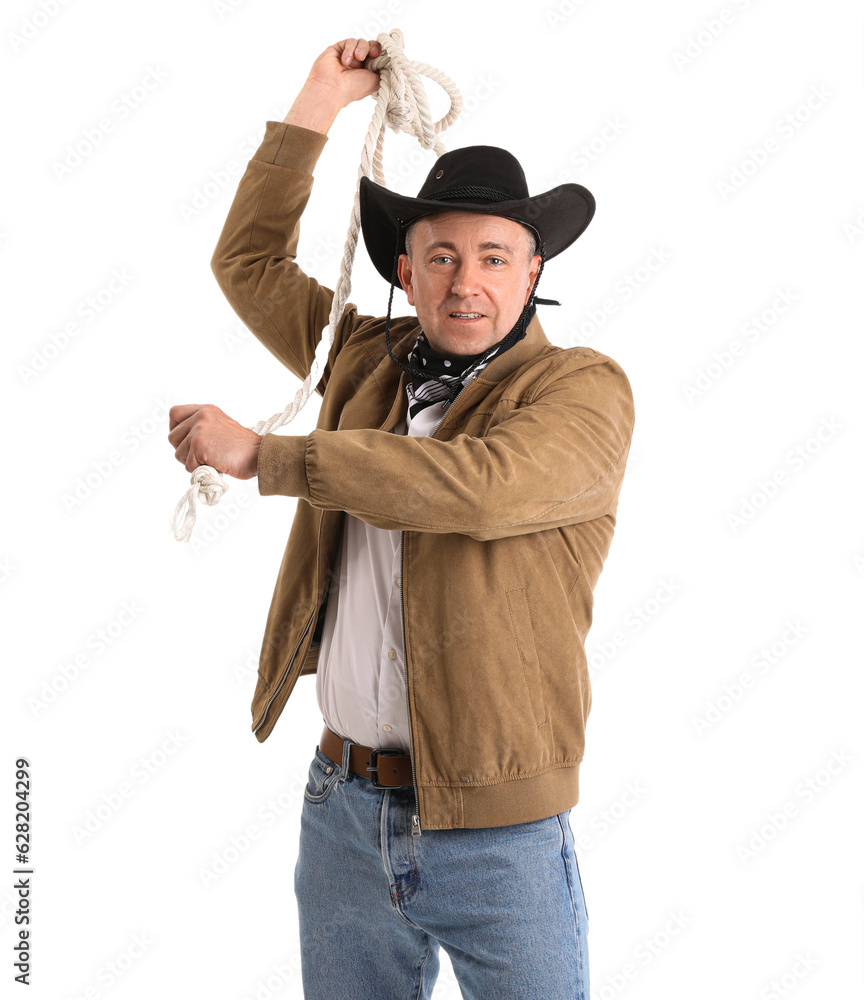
[505,585,549,730]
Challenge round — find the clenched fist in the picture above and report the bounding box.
[307,37,383,107]
[168,403,262,480]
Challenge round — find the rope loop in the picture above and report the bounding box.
[170,28,461,542]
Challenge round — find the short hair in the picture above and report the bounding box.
[403,218,539,261]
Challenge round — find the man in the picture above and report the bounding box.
[168,37,635,1000]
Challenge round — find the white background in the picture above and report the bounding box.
[3,0,863,997]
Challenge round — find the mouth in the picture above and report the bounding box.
[448,312,485,323]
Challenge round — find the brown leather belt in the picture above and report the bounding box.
[320,725,414,789]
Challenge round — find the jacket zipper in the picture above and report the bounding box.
[399,374,479,838]
[252,609,315,734]
[398,538,421,837]
[252,513,328,736]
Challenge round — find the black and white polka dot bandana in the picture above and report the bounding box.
[404,302,536,420]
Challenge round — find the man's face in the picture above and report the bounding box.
[396,211,541,356]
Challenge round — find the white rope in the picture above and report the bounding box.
[170,28,462,542]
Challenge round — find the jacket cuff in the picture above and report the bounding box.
[257,432,311,499]
[254,121,329,174]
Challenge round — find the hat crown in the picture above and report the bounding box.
[415,145,530,205]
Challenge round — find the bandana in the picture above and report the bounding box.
[405,301,538,420]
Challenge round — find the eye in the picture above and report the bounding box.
[487,256,506,265]
[431,255,453,264]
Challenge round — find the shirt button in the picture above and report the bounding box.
[382,724,392,732]
[396,577,402,587]
[387,649,397,659]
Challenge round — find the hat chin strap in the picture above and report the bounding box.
[384,217,548,405]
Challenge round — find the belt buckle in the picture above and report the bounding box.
[366,747,405,789]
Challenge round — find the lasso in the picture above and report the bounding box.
[170,28,462,542]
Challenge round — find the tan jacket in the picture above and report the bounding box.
[211,120,636,831]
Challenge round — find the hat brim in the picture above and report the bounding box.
[359,175,596,290]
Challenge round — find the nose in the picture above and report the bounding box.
[450,259,481,298]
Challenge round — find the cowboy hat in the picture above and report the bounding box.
[359,144,595,289]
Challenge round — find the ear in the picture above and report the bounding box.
[397,253,415,306]
[525,254,542,304]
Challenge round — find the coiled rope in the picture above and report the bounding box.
[170,28,462,542]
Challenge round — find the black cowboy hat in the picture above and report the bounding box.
[359,143,596,289]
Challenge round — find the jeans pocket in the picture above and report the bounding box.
[559,811,589,924]
[572,849,589,924]
[303,747,340,804]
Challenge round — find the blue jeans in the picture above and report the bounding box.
[294,741,590,999]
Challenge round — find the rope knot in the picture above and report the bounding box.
[170,466,228,543]
[191,466,229,506]
[386,102,413,128]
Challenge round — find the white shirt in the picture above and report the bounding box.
[315,398,448,752]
